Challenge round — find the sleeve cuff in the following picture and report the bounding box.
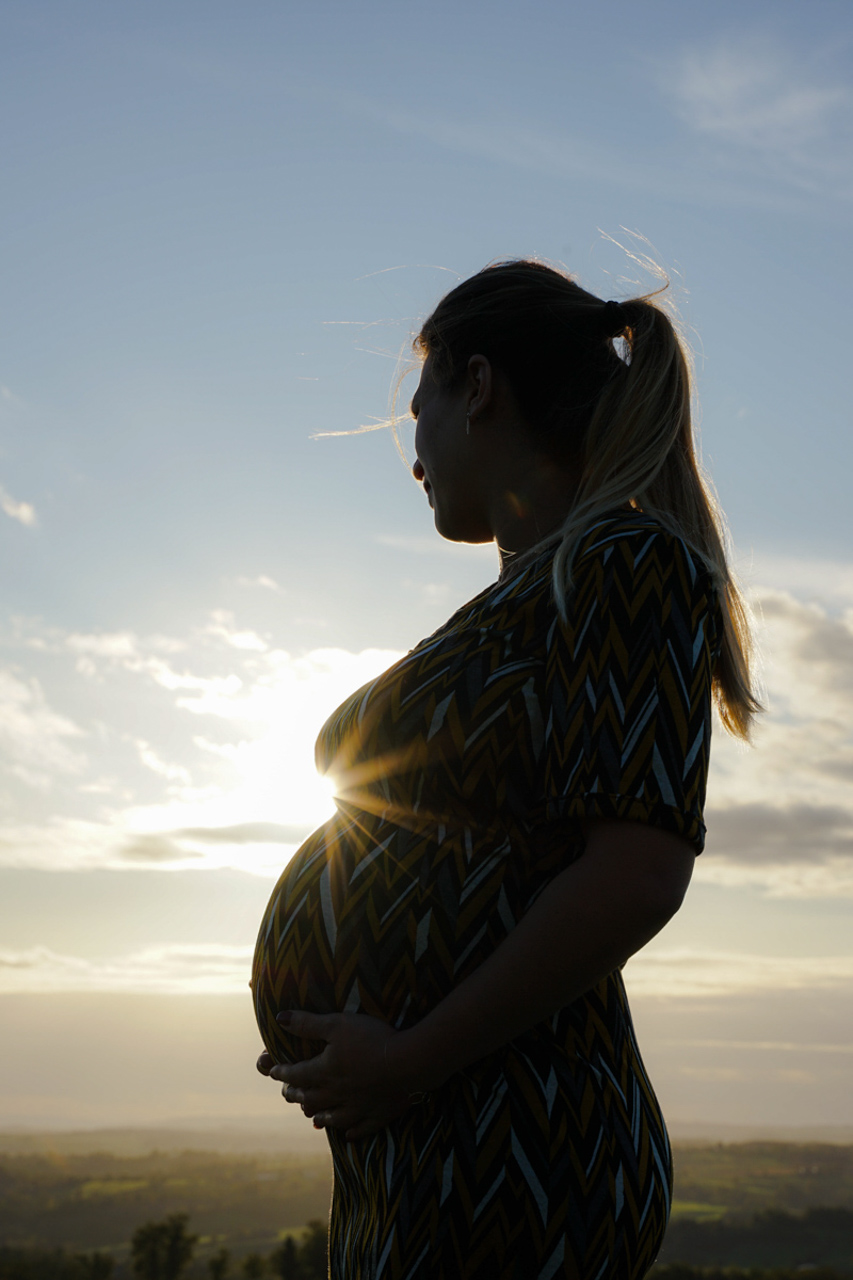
[531,792,706,854]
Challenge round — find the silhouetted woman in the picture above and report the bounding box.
[252,261,759,1279]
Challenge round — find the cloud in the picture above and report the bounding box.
[315,72,848,217]
[177,822,315,845]
[67,631,140,659]
[5,569,853,898]
[671,46,849,151]
[114,822,316,871]
[627,948,853,999]
[119,834,202,864]
[702,583,853,894]
[662,1038,853,1057]
[0,668,86,784]
[664,41,853,195]
[707,802,853,864]
[745,551,853,607]
[0,484,37,527]
[0,943,253,994]
[0,618,401,874]
[206,610,268,652]
[4,940,853,1000]
[235,574,282,592]
[0,818,129,872]
[136,739,192,784]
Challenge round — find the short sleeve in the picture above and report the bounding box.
[534,521,719,853]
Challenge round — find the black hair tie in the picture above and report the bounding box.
[601,299,629,337]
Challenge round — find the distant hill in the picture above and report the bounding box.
[0,1120,328,1158]
[669,1122,853,1145]
[2,1138,853,1274]
[3,1120,853,1158]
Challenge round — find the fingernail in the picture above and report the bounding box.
[276,1010,293,1027]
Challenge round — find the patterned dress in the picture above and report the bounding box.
[252,510,719,1279]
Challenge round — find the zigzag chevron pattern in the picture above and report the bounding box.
[252,511,719,1278]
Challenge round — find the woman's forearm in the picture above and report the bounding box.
[389,820,694,1093]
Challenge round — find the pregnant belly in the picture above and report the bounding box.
[251,807,439,1066]
[251,819,341,1066]
[251,806,535,1067]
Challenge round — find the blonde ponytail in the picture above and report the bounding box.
[552,297,760,740]
[418,260,761,740]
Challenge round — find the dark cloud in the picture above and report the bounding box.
[706,802,853,864]
[812,756,853,783]
[117,823,314,864]
[120,835,201,863]
[759,592,853,695]
[177,822,314,845]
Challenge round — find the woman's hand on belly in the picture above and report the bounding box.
[255,1010,415,1142]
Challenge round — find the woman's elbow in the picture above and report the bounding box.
[585,819,696,926]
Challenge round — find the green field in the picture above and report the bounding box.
[1,1136,852,1275]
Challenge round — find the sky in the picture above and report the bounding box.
[1,0,853,1138]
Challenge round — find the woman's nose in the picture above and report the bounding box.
[412,458,425,481]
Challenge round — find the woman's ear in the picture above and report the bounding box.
[465,354,493,424]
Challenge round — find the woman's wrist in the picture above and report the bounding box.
[383,1025,450,1098]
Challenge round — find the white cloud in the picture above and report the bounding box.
[235,574,282,592]
[0,668,86,784]
[744,550,853,606]
[66,631,140,659]
[5,565,853,899]
[4,940,853,1000]
[703,583,853,894]
[662,1038,853,1057]
[0,943,253,994]
[206,610,268,652]
[671,46,849,151]
[0,484,37,527]
[136,739,192,785]
[627,948,853,999]
[0,619,402,873]
[663,41,853,196]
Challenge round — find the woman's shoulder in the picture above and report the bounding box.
[573,507,715,593]
[427,508,716,644]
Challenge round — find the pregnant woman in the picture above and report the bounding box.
[252,260,759,1279]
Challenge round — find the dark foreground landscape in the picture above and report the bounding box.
[1,1132,852,1277]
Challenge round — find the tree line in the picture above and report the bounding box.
[0,1214,328,1280]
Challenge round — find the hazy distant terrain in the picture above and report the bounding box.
[0,1144,331,1269]
[2,1132,853,1274]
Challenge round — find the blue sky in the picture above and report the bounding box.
[1,1,853,1134]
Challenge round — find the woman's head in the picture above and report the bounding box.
[414,260,760,740]
[416,261,691,496]
[416,263,632,466]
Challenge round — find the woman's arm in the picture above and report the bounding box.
[390,819,693,1092]
[260,819,694,1139]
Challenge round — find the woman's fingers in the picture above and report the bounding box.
[289,1090,323,1117]
[283,1084,340,1115]
[277,1009,338,1040]
[256,1050,276,1076]
[262,1010,409,1138]
[270,1053,331,1089]
[312,1106,365,1134]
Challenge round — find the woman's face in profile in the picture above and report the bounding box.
[410,356,482,544]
